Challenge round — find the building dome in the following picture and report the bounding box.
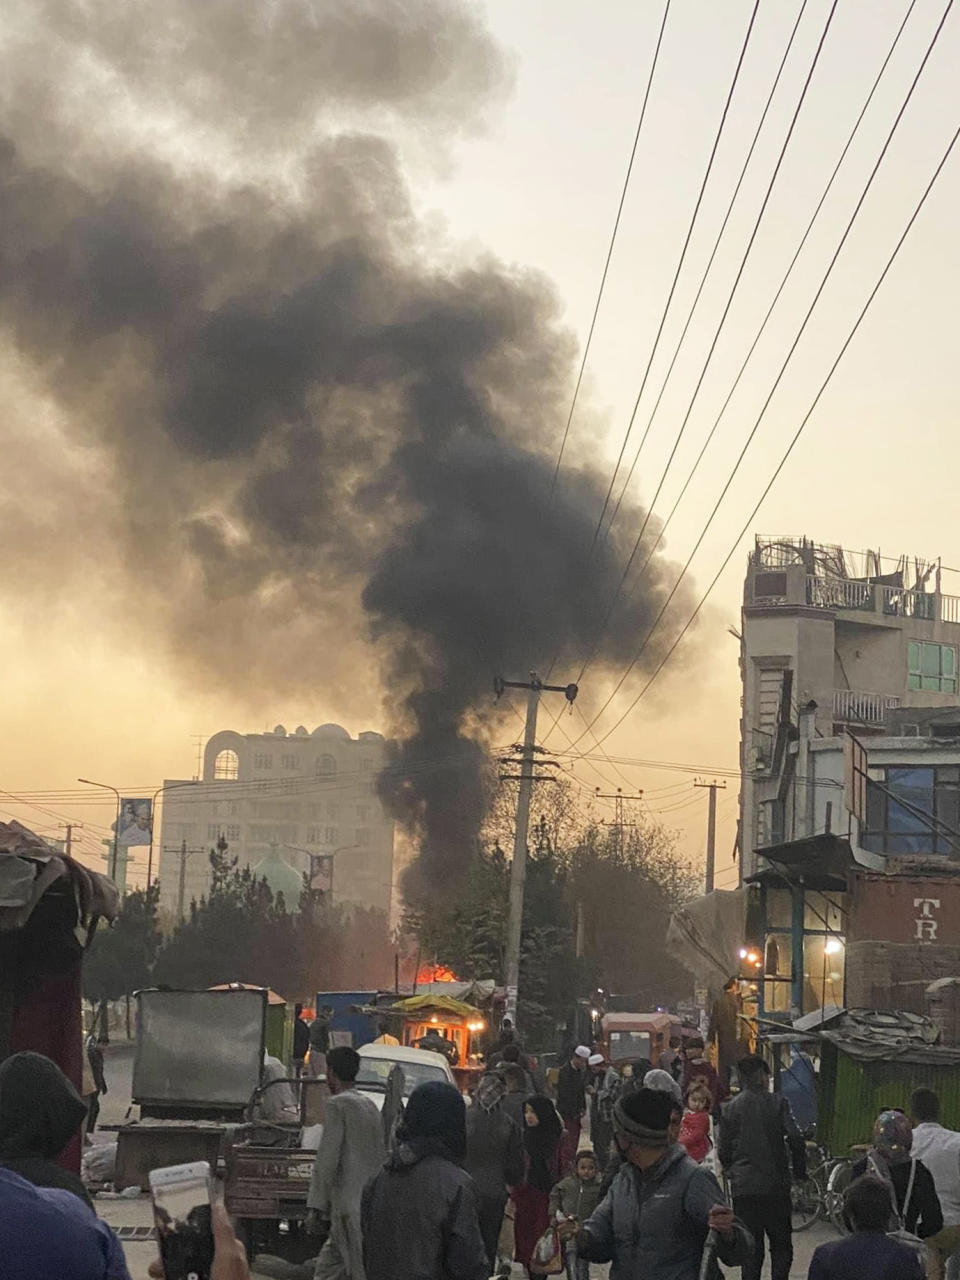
[251,850,303,911]
[312,723,350,740]
[273,725,287,736]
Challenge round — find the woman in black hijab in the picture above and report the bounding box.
[0,1051,92,1207]
[513,1094,563,1274]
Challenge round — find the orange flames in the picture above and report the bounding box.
[416,963,459,985]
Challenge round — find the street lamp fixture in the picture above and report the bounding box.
[78,778,121,883]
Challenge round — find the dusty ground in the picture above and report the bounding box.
[95,1042,837,1279]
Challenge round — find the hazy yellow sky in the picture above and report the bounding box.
[2,0,957,895]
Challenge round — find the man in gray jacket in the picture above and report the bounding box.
[717,1055,805,1280]
[307,1046,385,1280]
[566,1088,751,1280]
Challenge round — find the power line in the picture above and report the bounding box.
[600,0,809,544]
[588,0,762,546]
[571,0,955,746]
[583,94,960,749]
[577,0,839,684]
[549,0,672,497]
[603,0,923,614]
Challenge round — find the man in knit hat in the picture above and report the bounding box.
[562,1088,751,1280]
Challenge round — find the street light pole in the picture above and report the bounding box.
[147,780,198,891]
[78,778,121,884]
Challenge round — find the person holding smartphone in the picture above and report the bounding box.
[149,1203,249,1280]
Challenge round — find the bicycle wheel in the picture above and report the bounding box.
[825,1158,853,1233]
[791,1176,823,1231]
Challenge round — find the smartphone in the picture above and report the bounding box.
[149,1161,215,1280]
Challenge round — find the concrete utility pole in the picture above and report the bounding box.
[163,841,206,919]
[595,787,643,857]
[694,778,727,893]
[495,672,578,1027]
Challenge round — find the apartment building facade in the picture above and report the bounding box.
[157,723,395,921]
[739,536,960,1018]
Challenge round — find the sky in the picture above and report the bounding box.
[1,0,958,895]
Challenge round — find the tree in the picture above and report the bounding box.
[84,884,163,1035]
[404,777,700,1041]
[153,850,400,998]
[83,884,162,1005]
[563,818,699,1007]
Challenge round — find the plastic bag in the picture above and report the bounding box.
[529,1226,564,1276]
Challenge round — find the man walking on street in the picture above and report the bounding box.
[718,1054,805,1280]
[556,1046,590,1173]
[564,1088,751,1280]
[465,1072,524,1272]
[308,1005,334,1077]
[293,1005,310,1079]
[306,1046,385,1280]
[910,1087,960,1279]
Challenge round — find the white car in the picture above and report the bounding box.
[356,1042,456,1111]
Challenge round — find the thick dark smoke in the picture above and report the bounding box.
[0,0,696,902]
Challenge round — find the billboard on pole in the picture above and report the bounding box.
[117,797,153,848]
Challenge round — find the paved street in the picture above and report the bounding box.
[94,1042,840,1279]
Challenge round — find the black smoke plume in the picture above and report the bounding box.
[0,0,696,903]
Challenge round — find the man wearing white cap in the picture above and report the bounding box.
[557,1046,591,1174]
[587,1054,612,1172]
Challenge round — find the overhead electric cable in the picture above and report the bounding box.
[600,0,810,543]
[588,0,762,544]
[577,0,840,684]
[549,0,673,497]
[584,97,960,749]
[605,0,922,612]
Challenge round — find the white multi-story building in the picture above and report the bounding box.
[157,723,395,920]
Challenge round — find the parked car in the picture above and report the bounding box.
[356,1043,456,1111]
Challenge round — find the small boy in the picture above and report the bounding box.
[549,1150,602,1280]
[808,1175,924,1279]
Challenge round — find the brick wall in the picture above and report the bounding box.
[846,940,960,1015]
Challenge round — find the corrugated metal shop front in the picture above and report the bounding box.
[819,1041,960,1153]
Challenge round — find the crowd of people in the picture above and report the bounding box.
[7,1018,960,1280]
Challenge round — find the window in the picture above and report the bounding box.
[908,642,957,693]
[316,755,336,777]
[863,765,960,855]
[225,825,241,842]
[213,749,239,781]
[327,802,339,819]
[281,753,299,770]
[357,805,370,821]
[359,756,373,772]
[207,824,221,840]
[357,828,371,846]
[254,752,273,770]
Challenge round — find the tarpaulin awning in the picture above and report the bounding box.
[389,994,481,1019]
[667,888,746,993]
[0,819,119,934]
[820,1007,960,1063]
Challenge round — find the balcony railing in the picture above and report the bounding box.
[806,575,960,623]
[833,689,901,725]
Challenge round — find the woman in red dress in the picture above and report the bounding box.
[513,1095,563,1273]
